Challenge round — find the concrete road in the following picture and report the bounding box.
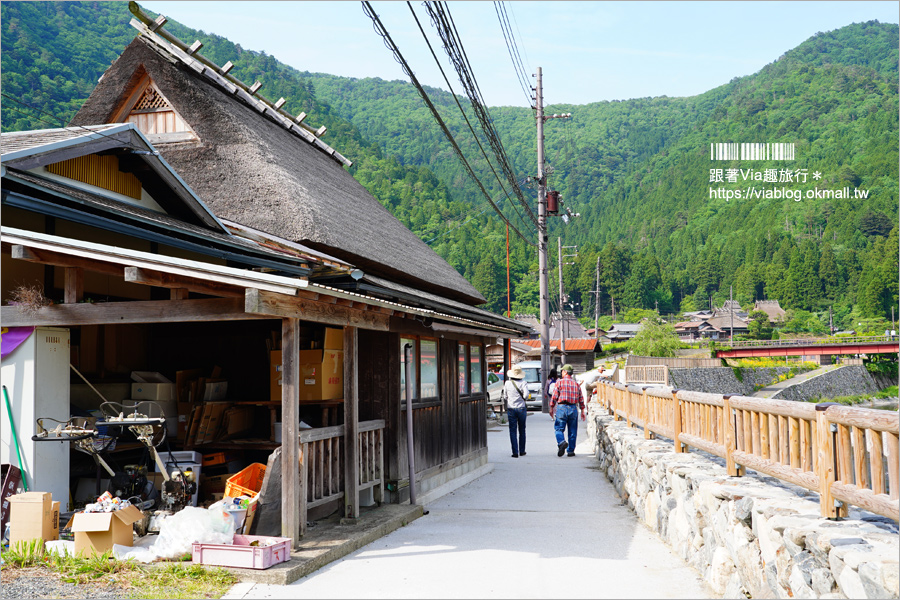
[230,412,713,599]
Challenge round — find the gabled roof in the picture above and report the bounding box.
[70,33,485,305]
[1,124,224,231]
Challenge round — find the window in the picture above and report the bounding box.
[458,345,468,395]
[457,342,485,397]
[400,336,438,402]
[469,345,482,394]
[400,337,417,401]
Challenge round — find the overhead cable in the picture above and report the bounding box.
[361,1,535,246]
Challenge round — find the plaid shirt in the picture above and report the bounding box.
[550,375,584,410]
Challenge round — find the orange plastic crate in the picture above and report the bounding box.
[225,463,267,498]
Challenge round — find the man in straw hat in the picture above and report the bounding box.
[503,365,529,458]
[550,364,585,457]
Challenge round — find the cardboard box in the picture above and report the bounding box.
[66,504,144,556]
[323,327,343,350]
[299,349,343,401]
[8,492,59,545]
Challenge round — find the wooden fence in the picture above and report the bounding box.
[624,365,669,386]
[594,381,899,521]
[626,355,721,368]
[298,419,385,535]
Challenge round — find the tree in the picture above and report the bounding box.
[747,309,774,340]
[627,319,681,357]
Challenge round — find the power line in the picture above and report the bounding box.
[406,2,532,234]
[493,1,533,108]
[423,2,537,228]
[361,1,535,246]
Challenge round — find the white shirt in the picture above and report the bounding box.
[504,378,528,410]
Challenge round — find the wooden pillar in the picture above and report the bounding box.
[343,326,359,521]
[281,317,300,545]
[723,396,741,476]
[64,267,83,304]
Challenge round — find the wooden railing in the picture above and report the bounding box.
[298,419,385,535]
[595,381,899,521]
[624,365,669,386]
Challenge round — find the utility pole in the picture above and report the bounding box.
[534,66,571,412]
[558,237,565,367]
[593,255,600,339]
[729,285,734,341]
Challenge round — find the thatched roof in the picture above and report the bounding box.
[70,36,485,305]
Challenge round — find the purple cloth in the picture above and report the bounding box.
[1,327,35,359]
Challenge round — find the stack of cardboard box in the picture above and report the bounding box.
[270,327,344,402]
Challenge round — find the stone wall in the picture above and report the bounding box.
[773,366,879,401]
[668,367,793,396]
[588,406,899,599]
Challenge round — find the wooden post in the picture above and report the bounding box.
[816,403,846,519]
[281,317,300,545]
[642,387,653,439]
[723,396,741,476]
[672,390,684,453]
[343,326,359,521]
[64,267,83,304]
[299,441,308,537]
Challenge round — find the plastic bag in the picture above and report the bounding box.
[116,505,235,562]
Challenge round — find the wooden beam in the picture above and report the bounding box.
[170,288,188,301]
[245,289,390,331]
[64,267,83,304]
[343,326,359,521]
[10,244,123,277]
[0,298,264,326]
[124,266,243,298]
[281,318,301,546]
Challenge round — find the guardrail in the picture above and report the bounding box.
[594,381,899,521]
[725,335,896,348]
[298,419,385,535]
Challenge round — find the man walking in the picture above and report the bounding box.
[550,364,585,457]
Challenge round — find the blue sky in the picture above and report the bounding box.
[139,1,899,107]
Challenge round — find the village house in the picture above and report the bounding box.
[0,5,531,545]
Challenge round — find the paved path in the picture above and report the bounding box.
[752,364,840,398]
[231,413,712,599]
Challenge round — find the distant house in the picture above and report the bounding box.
[605,323,643,342]
[518,338,601,374]
[754,300,787,324]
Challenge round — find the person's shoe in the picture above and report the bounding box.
[511,453,518,458]
[557,441,568,457]
[567,452,575,457]
[520,452,526,456]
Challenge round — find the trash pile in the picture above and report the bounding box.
[83,491,133,513]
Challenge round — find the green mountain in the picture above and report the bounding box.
[2,2,897,332]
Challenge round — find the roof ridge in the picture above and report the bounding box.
[127,3,351,167]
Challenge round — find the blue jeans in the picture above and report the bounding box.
[554,404,578,450]
[508,407,527,455]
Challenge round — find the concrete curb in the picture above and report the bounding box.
[223,503,424,586]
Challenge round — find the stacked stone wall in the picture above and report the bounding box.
[668,367,793,396]
[588,407,899,598]
[773,366,879,401]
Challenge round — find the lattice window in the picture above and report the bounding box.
[133,86,170,111]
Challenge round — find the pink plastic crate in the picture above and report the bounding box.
[191,535,292,569]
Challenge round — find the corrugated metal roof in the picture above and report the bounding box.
[517,339,599,351]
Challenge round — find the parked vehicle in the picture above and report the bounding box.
[513,360,543,411]
[487,371,505,403]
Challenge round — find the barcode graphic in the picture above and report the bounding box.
[710,143,795,160]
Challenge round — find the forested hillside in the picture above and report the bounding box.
[2,2,897,333]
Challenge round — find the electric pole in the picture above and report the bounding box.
[593,255,600,339]
[535,67,571,412]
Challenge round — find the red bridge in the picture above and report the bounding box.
[716,335,899,358]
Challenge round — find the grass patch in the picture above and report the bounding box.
[1,543,237,599]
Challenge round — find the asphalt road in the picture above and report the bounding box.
[229,412,713,599]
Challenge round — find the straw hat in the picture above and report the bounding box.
[507,365,525,380]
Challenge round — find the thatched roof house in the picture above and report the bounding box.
[70,23,484,307]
